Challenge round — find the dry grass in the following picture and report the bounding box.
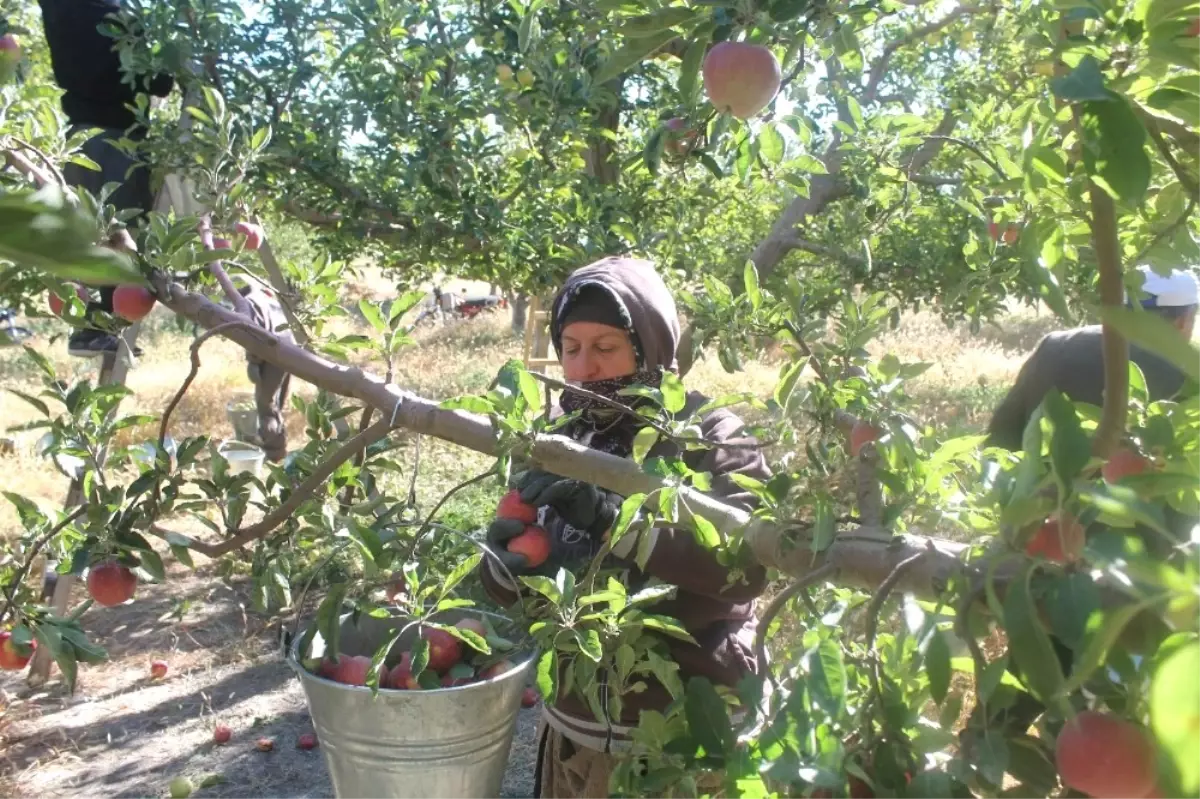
[0,298,1053,542]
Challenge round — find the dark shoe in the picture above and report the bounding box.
[68,329,143,359]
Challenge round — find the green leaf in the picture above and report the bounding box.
[631,427,659,464]
[678,37,705,100]
[517,0,542,52]
[1062,596,1159,694]
[758,124,784,165]
[536,647,557,701]
[690,513,720,549]
[593,30,679,84]
[1050,55,1109,101]
[926,629,952,705]
[520,575,562,604]
[358,299,387,333]
[660,370,686,414]
[1079,92,1151,203]
[810,638,847,715]
[1101,306,1200,382]
[642,614,696,643]
[608,492,646,549]
[743,260,762,312]
[1002,565,1065,705]
[6,388,49,416]
[410,636,430,677]
[439,394,495,414]
[1151,640,1200,797]
[577,628,603,662]
[1042,390,1090,490]
[621,7,697,36]
[685,676,734,755]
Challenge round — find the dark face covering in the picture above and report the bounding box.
[551,257,681,455]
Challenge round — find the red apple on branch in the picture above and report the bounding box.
[1056,711,1158,799]
[112,285,156,322]
[703,42,781,119]
[0,630,35,670]
[86,561,137,607]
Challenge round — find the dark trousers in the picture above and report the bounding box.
[62,126,153,320]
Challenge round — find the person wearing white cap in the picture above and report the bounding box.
[986,265,1198,451]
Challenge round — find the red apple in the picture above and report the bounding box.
[664,118,698,158]
[521,687,538,708]
[988,221,1000,242]
[332,654,372,686]
[478,659,516,680]
[0,34,18,62]
[213,724,232,744]
[234,221,265,250]
[150,659,169,680]
[112,285,156,322]
[385,574,407,602]
[507,525,551,567]
[1056,711,1157,799]
[297,733,318,750]
[1102,448,1149,484]
[496,489,537,524]
[49,285,89,317]
[1002,224,1020,244]
[421,628,462,673]
[316,655,341,679]
[1187,18,1200,36]
[703,41,781,119]
[1024,515,1085,564]
[0,630,35,670]
[849,421,881,457]
[387,652,419,690]
[256,737,274,752]
[212,237,233,251]
[454,618,488,638]
[86,561,137,607]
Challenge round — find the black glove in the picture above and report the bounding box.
[516,470,623,539]
[484,470,623,577]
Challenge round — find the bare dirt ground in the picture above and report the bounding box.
[0,562,540,799]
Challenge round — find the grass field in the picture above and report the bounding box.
[0,283,1063,797]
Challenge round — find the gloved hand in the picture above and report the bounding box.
[516,469,623,540]
[485,470,624,576]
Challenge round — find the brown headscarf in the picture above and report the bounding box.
[549,256,681,372]
[549,257,682,456]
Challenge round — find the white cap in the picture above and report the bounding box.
[1133,265,1199,308]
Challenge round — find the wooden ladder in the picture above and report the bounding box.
[522,296,558,372]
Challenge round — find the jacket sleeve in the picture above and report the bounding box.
[612,408,771,602]
[986,336,1055,452]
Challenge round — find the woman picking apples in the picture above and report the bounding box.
[480,257,771,798]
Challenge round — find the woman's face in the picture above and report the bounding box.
[560,321,638,382]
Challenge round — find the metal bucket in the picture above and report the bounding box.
[215,439,265,477]
[288,611,536,799]
[225,396,260,444]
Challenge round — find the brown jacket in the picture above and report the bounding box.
[480,257,770,747]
